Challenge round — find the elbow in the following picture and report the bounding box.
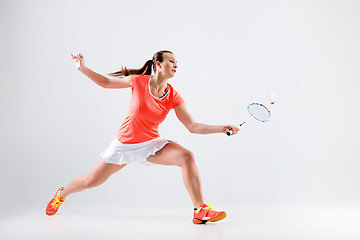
[187,123,197,134]
[101,82,109,89]
[100,79,110,89]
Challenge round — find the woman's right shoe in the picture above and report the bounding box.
[193,203,227,224]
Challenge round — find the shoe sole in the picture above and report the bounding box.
[193,216,210,224]
[193,219,209,224]
[208,212,226,222]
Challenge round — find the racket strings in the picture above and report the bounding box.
[247,103,271,122]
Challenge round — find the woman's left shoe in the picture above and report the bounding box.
[46,187,66,215]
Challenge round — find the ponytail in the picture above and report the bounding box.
[108,50,173,77]
[108,60,153,77]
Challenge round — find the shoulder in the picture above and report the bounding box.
[167,83,184,108]
[167,83,180,96]
[131,74,150,85]
[131,74,149,81]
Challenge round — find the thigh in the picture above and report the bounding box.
[86,157,126,182]
[147,141,192,166]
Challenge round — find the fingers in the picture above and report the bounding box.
[226,125,240,136]
[70,53,83,59]
[70,53,84,70]
[232,126,240,135]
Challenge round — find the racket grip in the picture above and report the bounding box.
[227,122,245,136]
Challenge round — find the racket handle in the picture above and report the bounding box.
[227,122,245,136]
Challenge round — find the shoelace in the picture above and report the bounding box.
[203,204,215,211]
[51,196,63,209]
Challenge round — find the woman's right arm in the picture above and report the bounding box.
[71,53,132,89]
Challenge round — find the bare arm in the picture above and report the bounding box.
[80,67,132,89]
[174,102,239,135]
[71,53,132,89]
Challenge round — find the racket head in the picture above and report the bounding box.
[247,103,271,122]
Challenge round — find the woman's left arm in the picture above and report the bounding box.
[174,103,240,135]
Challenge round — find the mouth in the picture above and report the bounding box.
[172,69,176,73]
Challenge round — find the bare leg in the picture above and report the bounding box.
[147,142,204,209]
[60,158,126,199]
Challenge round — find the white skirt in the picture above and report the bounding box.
[100,137,170,166]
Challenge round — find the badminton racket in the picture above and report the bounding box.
[227,102,271,136]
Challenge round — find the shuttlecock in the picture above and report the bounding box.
[266,93,275,104]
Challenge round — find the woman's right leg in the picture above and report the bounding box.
[59,157,126,199]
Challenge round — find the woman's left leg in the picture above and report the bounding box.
[147,141,204,209]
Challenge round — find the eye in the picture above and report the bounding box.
[170,60,174,63]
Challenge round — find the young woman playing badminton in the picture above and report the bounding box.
[45,50,240,224]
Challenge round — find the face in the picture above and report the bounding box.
[156,53,178,78]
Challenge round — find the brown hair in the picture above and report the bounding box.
[108,50,173,77]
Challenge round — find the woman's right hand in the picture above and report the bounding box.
[71,53,86,71]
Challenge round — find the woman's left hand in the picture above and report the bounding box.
[223,125,240,135]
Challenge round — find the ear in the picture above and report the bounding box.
[156,61,162,70]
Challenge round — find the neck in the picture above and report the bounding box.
[150,72,168,91]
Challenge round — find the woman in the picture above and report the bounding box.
[45,50,240,224]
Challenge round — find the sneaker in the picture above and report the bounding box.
[193,203,227,224]
[46,187,66,215]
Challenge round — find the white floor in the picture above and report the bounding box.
[1,204,360,240]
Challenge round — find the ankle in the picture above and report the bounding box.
[194,203,204,210]
[59,189,66,200]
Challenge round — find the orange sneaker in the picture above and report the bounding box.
[193,203,227,224]
[46,187,66,215]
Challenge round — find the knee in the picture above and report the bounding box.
[82,176,101,189]
[178,150,195,167]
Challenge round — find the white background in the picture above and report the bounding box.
[1,0,359,213]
